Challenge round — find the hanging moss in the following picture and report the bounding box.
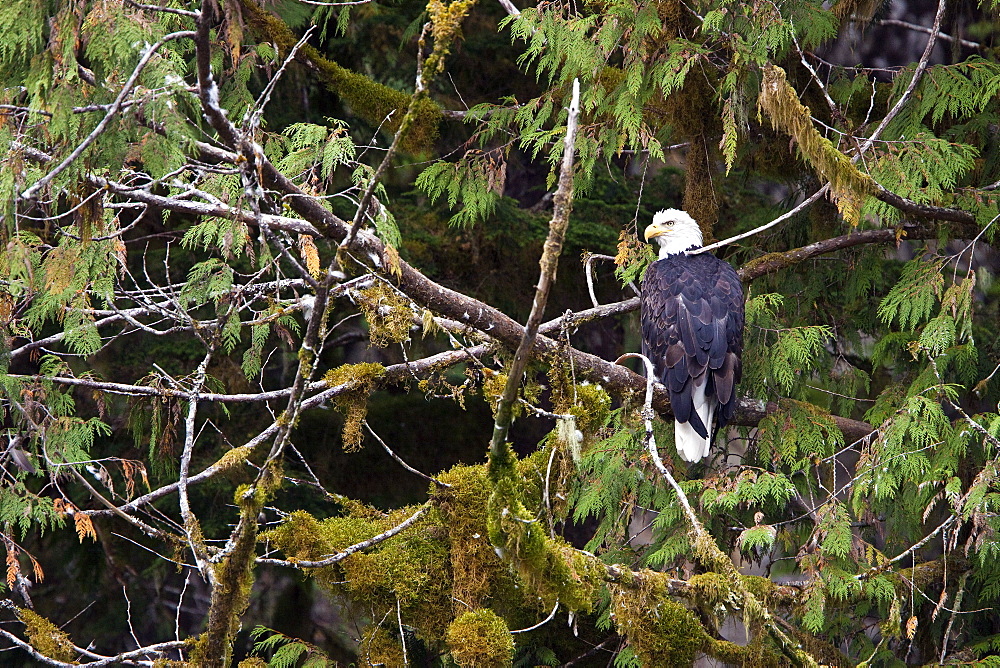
[548,357,613,436]
[609,571,707,667]
[487,449,605,613]
[688,571,732,627]
[683,132,720,237]
[567,383,612,434]
[446,609,514,668]
[16,608,75,662]
[425,0,480,76]
[757,65,875,225]
[322,362,386,450]
[436,464,510,612]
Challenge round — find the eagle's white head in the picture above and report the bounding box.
[644,209,703,258]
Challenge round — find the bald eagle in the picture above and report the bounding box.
[641,209,744,462]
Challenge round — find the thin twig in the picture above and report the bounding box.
[857,0,947,157]
[879,18,980,50]
[364,421,450,488]
[178,351,216,585]
[692,186,828,255]
[510,601,559,633]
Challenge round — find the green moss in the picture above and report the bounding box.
[16,608,75,662]
[361,627,407,667]
[610,571,707,667]
[481,369,542,420]
[437,464,508,611]
[214,444,253,472]
[741,574,778,604]
[567,383,612,434]
[688,571,732,626]
[425,0,479,76]
[740,251,790,277]
[487,474,603,613]
[446,609,514,668]
[705,637,782,667]
[236,659,268,668]
[758,65,876,225]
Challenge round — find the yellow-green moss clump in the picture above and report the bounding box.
[487,445,605,614]
[263,506,454,644]
[357,283,413,348]
[480,369,542,419]
[16,608,75,662]
[446,609,514,667]
[236,659,268,668]
[361,627,408,667]
[436,464,513,612]
[322,362,386,450]
[566,382,612,434]
[610,571,707,666]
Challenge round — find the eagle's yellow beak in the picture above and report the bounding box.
[644,221,670,242]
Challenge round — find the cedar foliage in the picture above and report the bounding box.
[0,0,997,666]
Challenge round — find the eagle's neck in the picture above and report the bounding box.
[657,242,702,259]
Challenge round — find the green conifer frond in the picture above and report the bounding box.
[877,258,945,331]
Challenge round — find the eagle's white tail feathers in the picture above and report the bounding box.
[674,380,715,462]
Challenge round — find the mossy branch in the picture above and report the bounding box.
[488,78,581,460]
[238,0,441,153]
[757,65,875,225]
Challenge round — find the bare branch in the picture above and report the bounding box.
[857,0,946,155]
[878,18,981,50]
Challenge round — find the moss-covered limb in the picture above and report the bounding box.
[263,503,432,569]
[608,569,788,667]
[609,574,709,667]
[488,80,581,460]
[12,608,76,662]
[897,555,971,590]
[193,464,282,668]
[436,465,515,612]
[262,464,538,660]
[237,0,441,152]
[736,215,979,285]
[486,449,606,613]
[605,568,836,667]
